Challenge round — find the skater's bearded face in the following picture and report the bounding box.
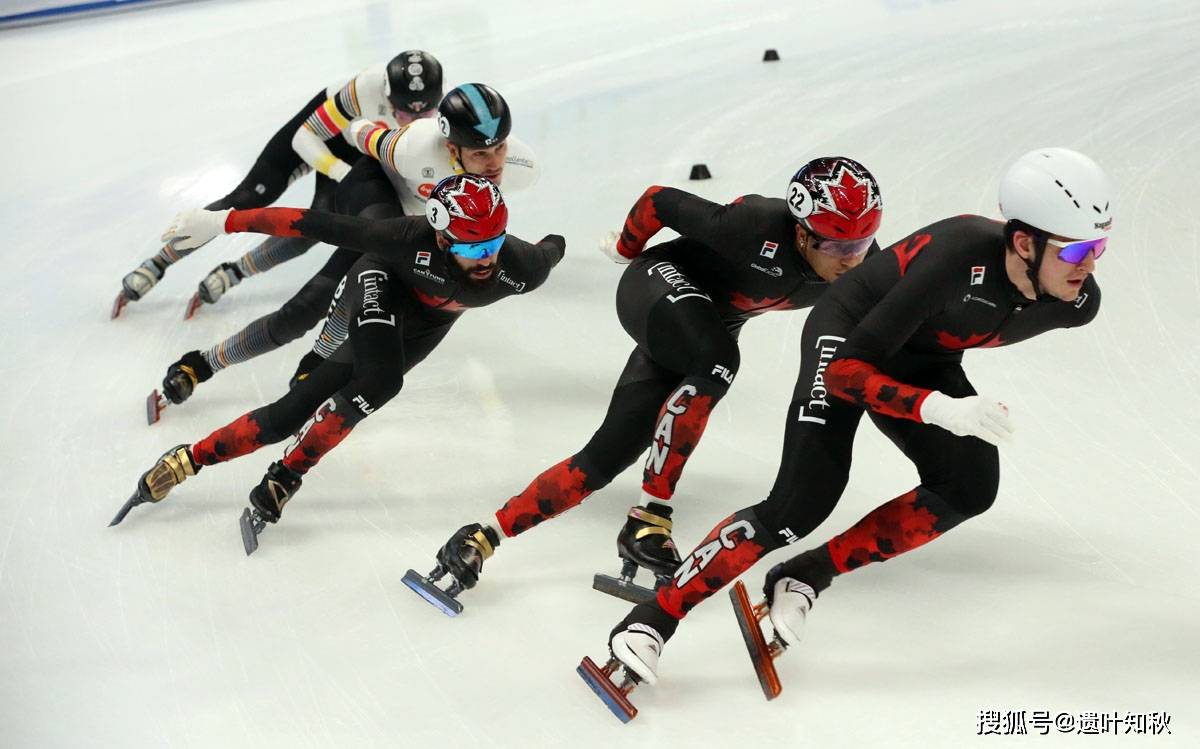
[448,141,509,185]
[795,225,868,283]
[436,232,502,287]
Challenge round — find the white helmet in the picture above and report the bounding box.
[999,148,1113,240]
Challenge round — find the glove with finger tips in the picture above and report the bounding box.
[919,391,1014,446]
[161,208,231,252]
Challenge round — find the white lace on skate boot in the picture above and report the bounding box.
[610,622,664,686]
[768,577,816,648]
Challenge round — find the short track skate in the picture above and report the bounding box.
[402,567,466,617]
[239,507,269,555]
[184,292,204,320]
[109,491,145,526]
[729,580,783,700]
[146,388,168,425]
[576,655,639,723]
[592,560,660,605]
[110,291,130,319]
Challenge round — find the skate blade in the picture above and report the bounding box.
[184,292,203,320]
[110,292,129,320]
[576,656,637,723]
[401,569,463,617]
[592,573,658,605]
[239,508,260,556]
[108,492,143,527]
[146,389,167,425]
[730,580,783,700]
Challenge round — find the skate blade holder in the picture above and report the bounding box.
[110,291,129,319]
[730,580,784,700]
[592,560,659,605]
[146,388,167,425]
[239,507,268,556]
[184,292,204,320]
[402,568,464,617]
[576,656,638,723]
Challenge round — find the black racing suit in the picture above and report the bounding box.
[493,186,878,537]
[186,208,564,498]
[653,214,1100,621]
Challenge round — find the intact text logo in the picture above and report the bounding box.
[357,270,396,327]
[796,334,846,425]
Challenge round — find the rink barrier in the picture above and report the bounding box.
[0,0,200,29]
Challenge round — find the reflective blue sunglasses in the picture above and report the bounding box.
[1045,236,1107,264]
[449,233,505,259]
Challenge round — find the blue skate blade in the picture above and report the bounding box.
[402,569,463,617]
[576,658,636,723]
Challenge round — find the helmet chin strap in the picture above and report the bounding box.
[1022,241,1058,302]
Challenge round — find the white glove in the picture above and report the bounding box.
[919,391,1014,446]
[161,208,231,252]
[598,229,632,264]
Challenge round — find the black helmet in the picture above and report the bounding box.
[385,50,443,116]
[437,83,512,147]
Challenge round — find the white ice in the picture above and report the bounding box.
[1,0,1198,746]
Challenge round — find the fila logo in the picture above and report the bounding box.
[970,266,986,285]
[416,251,431,267]
[778,527,799,544]
[674,519,757,587]
[1075,291,1089,309]
[711,364,735,384]
[760,240,779,259]
[351,394,375,415]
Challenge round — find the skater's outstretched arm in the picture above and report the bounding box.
[163,207,430,258]
[291,68,380,182]
[613,186,765,261]
[500,234,567,291]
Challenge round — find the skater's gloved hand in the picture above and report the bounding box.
[599,230,632,264]
[162,209,231,252]
[919,391,1014,446]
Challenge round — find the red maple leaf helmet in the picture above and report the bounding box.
[786,156,882,241]
[424,174,508,242]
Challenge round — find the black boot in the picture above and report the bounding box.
[616,503,681,578]
[248,461,303,524]
[435,523,501,590]
[161,350,214,404]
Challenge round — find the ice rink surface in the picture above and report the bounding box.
[2,0,1198,745]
